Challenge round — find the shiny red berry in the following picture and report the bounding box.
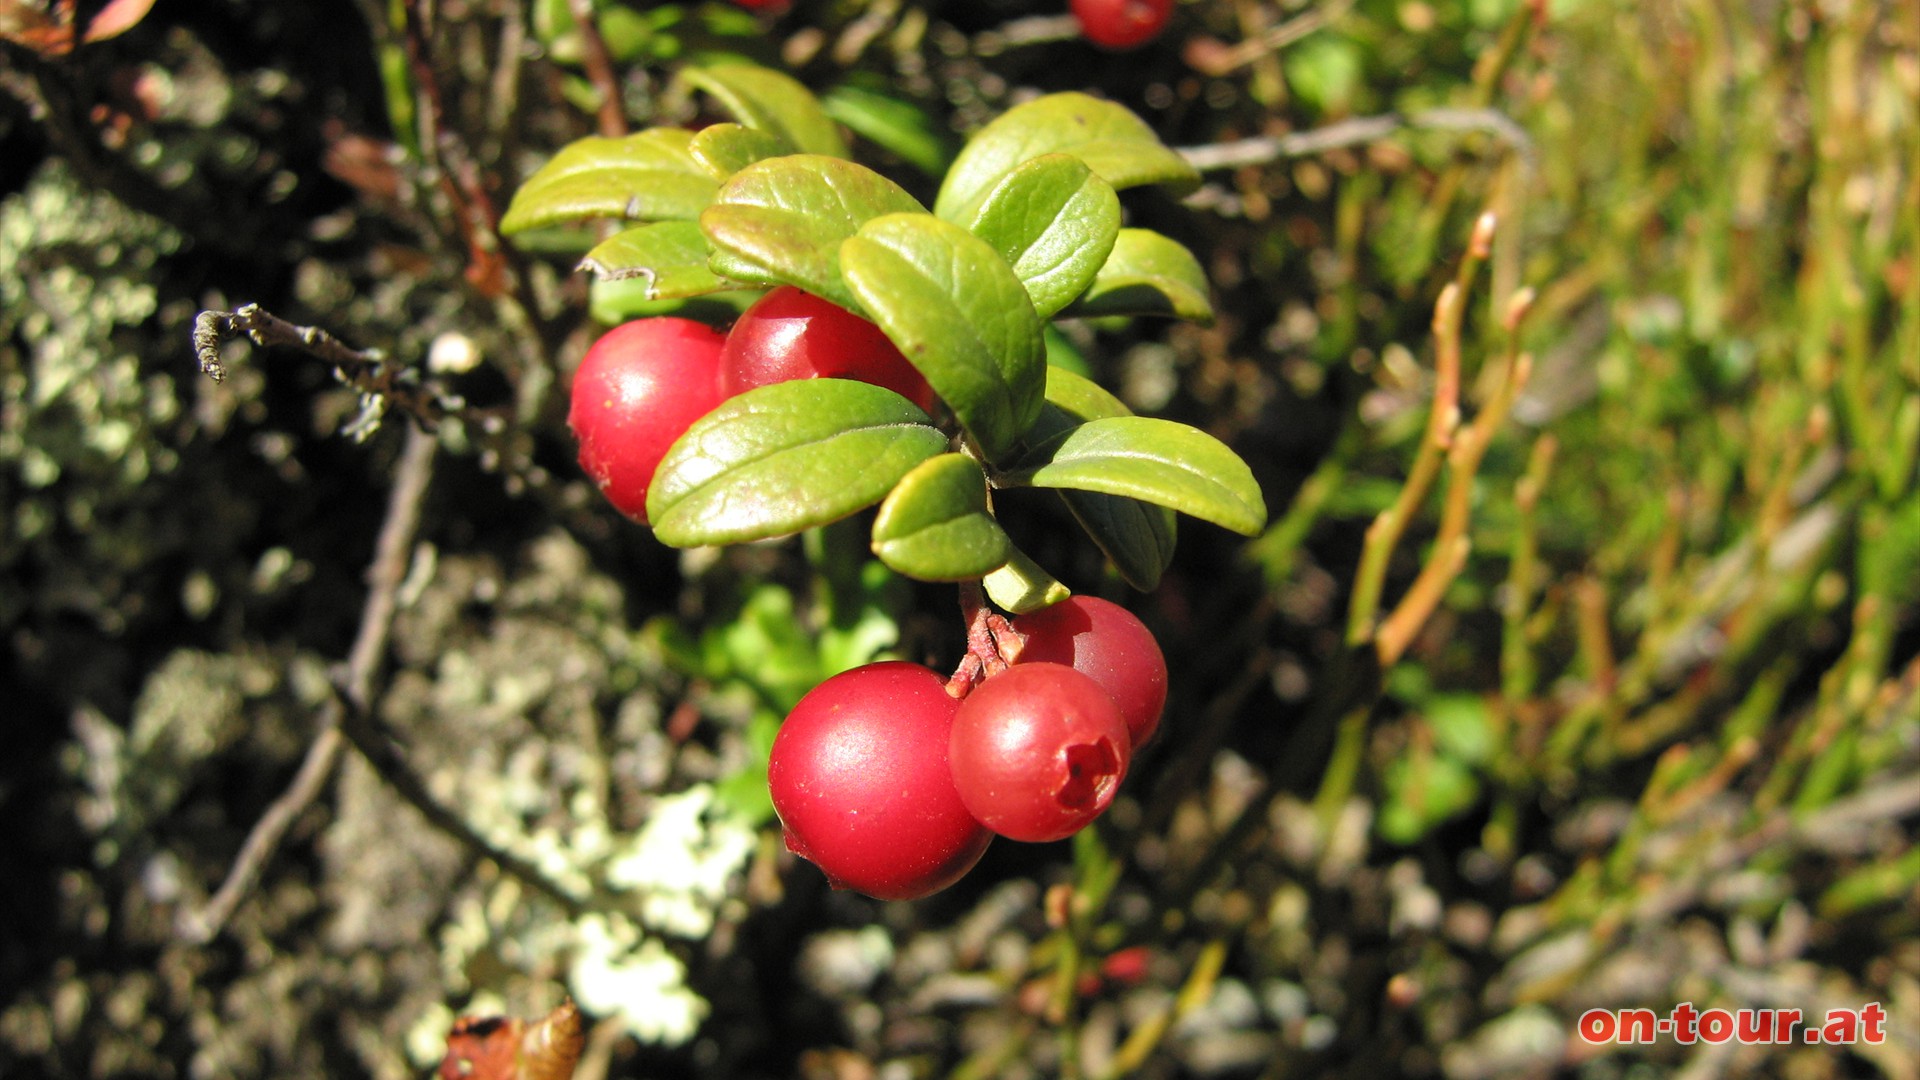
[567,317,727,524]
[721,285,937,412]
[1013,596,1168,748]
[769,662,993,900]
[1069,0,1173,50]
[949,662,1132,843]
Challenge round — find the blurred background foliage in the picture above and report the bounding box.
[1,0,1914,1077]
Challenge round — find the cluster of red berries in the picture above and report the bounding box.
[769,595,1167,900]
[567,286,933,525]
[568,294,1167,901]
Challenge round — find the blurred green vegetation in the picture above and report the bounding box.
[1,0,1913,1078]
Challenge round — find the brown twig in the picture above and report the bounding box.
[178,422,438,943]
[193,303,386,383]
[566,0,629,138]
[193,303,463,439]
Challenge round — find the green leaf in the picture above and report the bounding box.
[1004,416,1267,536]
[820,81,955,177]
[983,545,1071,614]
[580,220,733,299]
[1060,487,1176,591]
[700,155,925,310]
[840,213,1045,461]
[934,92,1200,224]
[870,454,1012,581]
[501,128,716,234]
[680,62,849,159]
[1030,368,1176,591]
[1063,228,1214,324]
[689,122,794,180]
[966,154,1121,319]
[1037,365,1129,427]
[647,379,948,546]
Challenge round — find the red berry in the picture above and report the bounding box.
[949,662,1131,843]
[1069,0,1173,50]
[568,317,727,524]
[1013,596,1168,748]
[769,662,993,900]
[722,285,937,412]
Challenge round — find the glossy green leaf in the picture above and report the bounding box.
[680,62,849,159]
[1063,228,1214,323]
[1031,368,1176,591]
[580,220,733,299]
[700,155,925,310]
[1038,365,1129,427]
[840,213,1045,461]
[934,92,1200,224]
[983,545,1071,614]
[689,122,794,180]
[870,454,1011,581]
[501,128,716,234]
[1005,416,1267,536]
[967,154,1121,319]
[647,379,947,547]
[820,82,955,177]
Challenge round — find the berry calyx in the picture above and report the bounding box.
[721,285,937,412]
[769,662,993,900]
[567,317,727,524]
[1069,0,1174,51]
[949,662,1132,843]
[1013,596,1168,748]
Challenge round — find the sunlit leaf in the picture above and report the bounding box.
[934,92,1199,224]
[580,220,734,299]
[1062,228,1214,324]
[501,128,715,234]
[871,454,1012,581]
[1029,368,1177,590]
[1004,416,1267,536]
[689,123,794,181]
[647,379,947,547]
[840,213,1044,461]
[700,155,924,310]
[966,154,1121,318]
[680,62,849,159]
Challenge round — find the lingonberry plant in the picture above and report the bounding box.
[1069,0,1175,51]
[566,316,727,524]
[721,284,937,412]
[503,61,1267,897]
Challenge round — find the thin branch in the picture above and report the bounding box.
[1182,0,1356,77]
[335,687,591,915]
[193,303,463,439]
[193,303,386,383]
[177,727,345,943]
[566,0,628,138]
[1174,107,1536,174]
[178,422,439,943]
